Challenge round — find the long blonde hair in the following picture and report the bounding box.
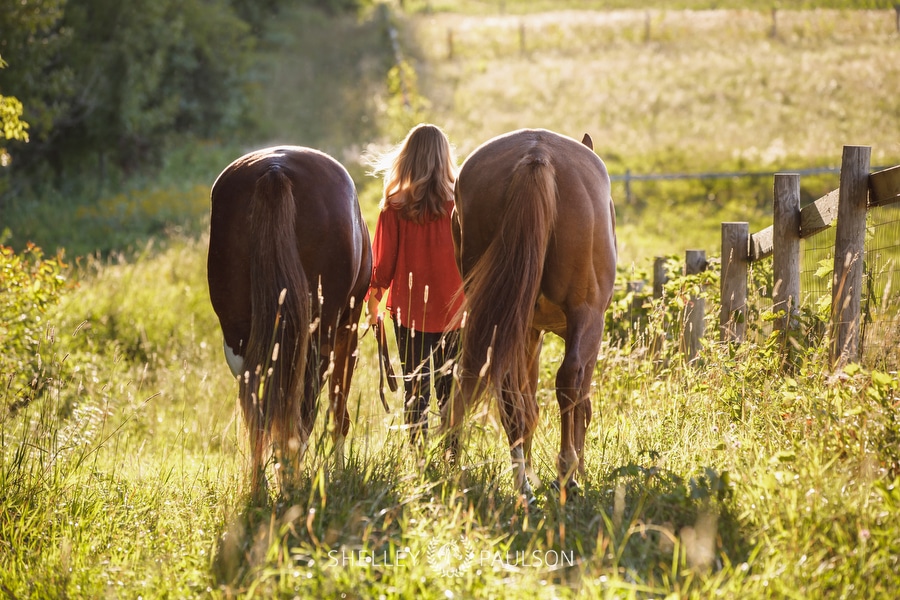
[370,123,457,223]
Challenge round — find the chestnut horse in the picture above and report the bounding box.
[445,129,617,502]
[207,146,371,501]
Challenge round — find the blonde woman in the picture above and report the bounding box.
[366,123,465,446]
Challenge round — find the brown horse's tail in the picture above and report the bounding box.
[460,150,557,438]
[242,165,310,482]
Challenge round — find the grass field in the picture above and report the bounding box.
[401,6,900,263]
[2,3,900,598]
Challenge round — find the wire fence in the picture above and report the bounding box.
[609,166,897,205]
[795,198,900,369]
[861,204,900,368]
[610,167,844,204]
[639,156,900,370]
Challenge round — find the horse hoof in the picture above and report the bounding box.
[443,446,458,465]
[515,490,538,508]
[549,479,582,497]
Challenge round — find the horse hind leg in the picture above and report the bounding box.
[268,385,308,498]
[501,387,539,505]
[513,328,543,503]
[440,374,469,464]
[511,444,534,505]
[248,423,269,503]
[555,373,584,493]
[499,362,540,505]
[573,353,597,476]
[239,377,270,503]
[556,310,604,493]
[328,309,363,470]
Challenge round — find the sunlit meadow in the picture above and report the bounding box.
[2,3,900,598]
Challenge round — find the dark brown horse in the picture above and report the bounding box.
[208,146,371,501]
[445,129,617,502]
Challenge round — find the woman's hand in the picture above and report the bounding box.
[366,292,383,327]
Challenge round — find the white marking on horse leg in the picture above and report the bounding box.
[224,342,244,377]
[299,433,310,462]
[511,446,535,503]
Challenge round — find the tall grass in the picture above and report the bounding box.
[2,233,899,597]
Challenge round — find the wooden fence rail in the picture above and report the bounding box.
[718,145,900,367]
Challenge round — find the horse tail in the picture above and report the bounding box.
[242,165,310,475]
[461,150,556,434]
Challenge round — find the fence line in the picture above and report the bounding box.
[438,8,900,60]
[860,204,900,366]
[718,146,900,368]
[641,147,900,368]
[609,166,894,205]
[610,166,844,183]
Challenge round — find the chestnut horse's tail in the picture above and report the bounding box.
[242,165,310,481]
[460,150,557,436]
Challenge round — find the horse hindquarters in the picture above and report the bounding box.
[210,146,372,504]
[454,149,557,499]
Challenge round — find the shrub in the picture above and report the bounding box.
[0,243,69,409]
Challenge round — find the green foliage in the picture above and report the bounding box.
[0,0,256,179]
[55,236,219,365]
[311,0,373,13]
[0,0,77,165]
[0,95,28,145]
[3,1,396,256]
[0,243,68,407]
[607,256,722,363]
[6,182,212,258]
[229,0,291,34]
[383,60,431,140]
[0,55,30,178]
[0,0,373,185]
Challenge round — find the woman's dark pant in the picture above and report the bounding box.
[392,322,459,445]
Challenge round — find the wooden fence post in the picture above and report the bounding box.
[773,173,801,333]
[627,280,645,339]
[649,257,668,359]
[683,250,706,361]
[720,222,749,343]
[831,145,871,367]
[653,256,668,299]
[624,169,632,204]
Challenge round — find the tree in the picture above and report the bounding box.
[0,0,69,173]
[0,0,256,179]
[0,0,364,185]
[1,54,30,207]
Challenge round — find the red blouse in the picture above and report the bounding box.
[370,202,465,333]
